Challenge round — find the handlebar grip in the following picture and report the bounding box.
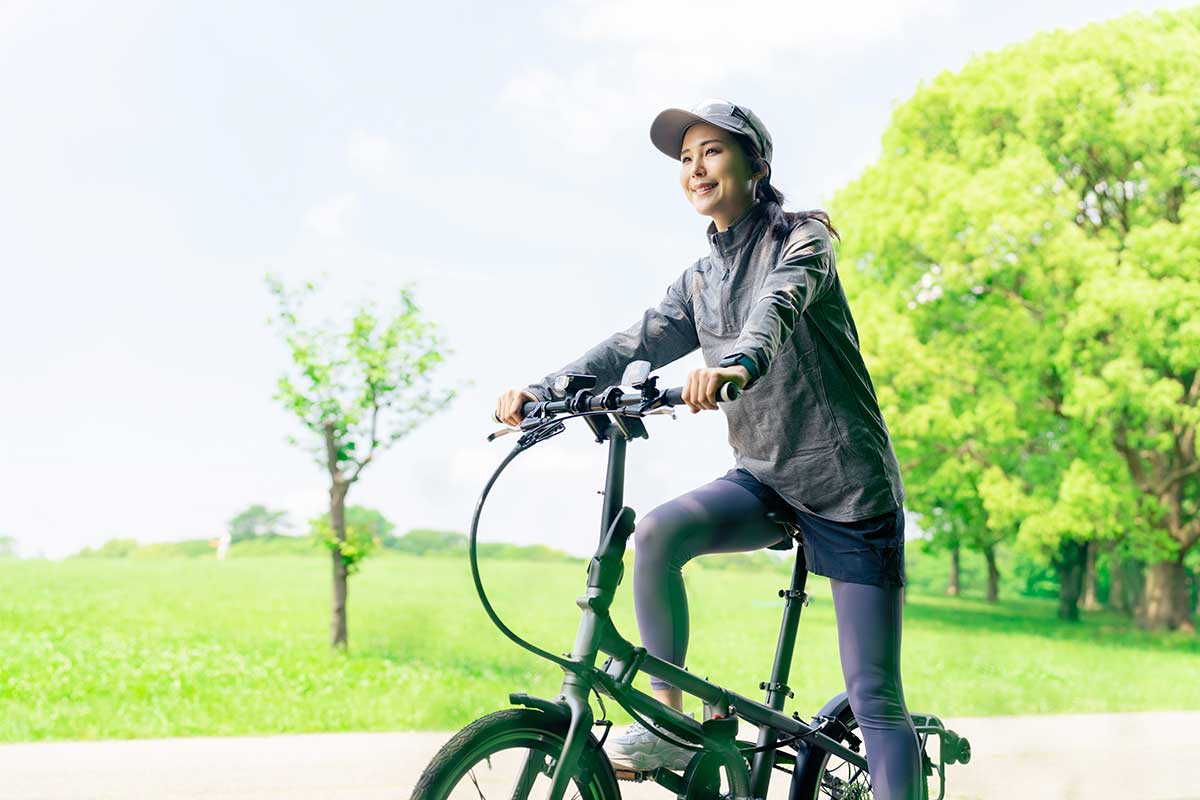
[657,381,739,407]
[495,396,542,423]
[662,382,740,406]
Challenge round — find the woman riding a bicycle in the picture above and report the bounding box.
[495,98,923,800]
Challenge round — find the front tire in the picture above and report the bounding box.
[411,708,621,800]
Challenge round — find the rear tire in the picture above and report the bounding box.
[411,708,620,800]
[790,704,930,800]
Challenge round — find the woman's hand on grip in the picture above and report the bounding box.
[682,366,749,413]
[495,388,539,427]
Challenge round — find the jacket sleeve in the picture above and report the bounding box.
[525,265,701,401]
[721,218,835,389]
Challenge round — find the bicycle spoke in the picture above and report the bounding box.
[468,768,487,800]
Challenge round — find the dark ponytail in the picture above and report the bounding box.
[734,133,841,244]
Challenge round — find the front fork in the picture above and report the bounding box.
[542,676,596,800]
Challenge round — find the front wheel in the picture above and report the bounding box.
[791,704,930,800]
[410,708,621,800]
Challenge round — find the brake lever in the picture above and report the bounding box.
[487,426,517,441]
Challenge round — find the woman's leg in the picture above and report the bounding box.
[829,578,923,800]
[632,478,786,697]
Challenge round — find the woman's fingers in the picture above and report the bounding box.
[496,388,533,427]
[682,368,732,412]
[684,370,701,413]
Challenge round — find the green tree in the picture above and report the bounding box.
[308,505,396,573]
[831,7,1200,628]
[0,535,16,558]
[227,504,291,543]
[267,275,459,649]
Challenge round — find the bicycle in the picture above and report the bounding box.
[412,361,971,800]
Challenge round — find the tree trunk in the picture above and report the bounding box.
[1081,539,1100,611]
[1107,551,1124,612]
[1107,554,1144,616]
[1136,557,1195,632]
[1102,540,1122,611]
[1055,539,1087,621]
[330,480,350,649]
[983,545,999,603]
[1121,558,1145,616]
[1195,570,1200,617]
[946,545,960,597]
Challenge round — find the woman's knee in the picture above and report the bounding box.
[633,505,695,566]
[845,670,908,723]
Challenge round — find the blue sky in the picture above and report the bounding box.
[2,0,1193,558]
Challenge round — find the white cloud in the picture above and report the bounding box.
[497,60,641,158]
[304,192,356,238]
[347,130,404,186]
[503,0,959,156]
[543,0,958,51]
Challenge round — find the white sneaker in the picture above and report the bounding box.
[605,712,696,772]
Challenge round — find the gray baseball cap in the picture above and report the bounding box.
[650,97,773,165]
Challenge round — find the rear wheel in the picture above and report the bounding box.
[792,705,930,800]
[411,708,621,800]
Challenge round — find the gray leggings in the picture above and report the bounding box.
[632,477,923,800]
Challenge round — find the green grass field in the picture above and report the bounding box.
[2,550,1198,742]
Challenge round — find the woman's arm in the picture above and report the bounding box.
[720,218,836,389]
[525,265,701,401]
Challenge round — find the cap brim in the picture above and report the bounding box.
[650,108,714,161]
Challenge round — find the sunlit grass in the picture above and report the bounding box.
[2,552,1197,742]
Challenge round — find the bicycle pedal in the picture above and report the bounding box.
[613,766,654,782]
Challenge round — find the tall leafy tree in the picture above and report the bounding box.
[831,7,1200,628]
[267,275,458,648]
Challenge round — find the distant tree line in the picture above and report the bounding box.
[70,503,582,564]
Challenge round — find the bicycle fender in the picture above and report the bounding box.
[509,692,571,722]
[788,691,852,796]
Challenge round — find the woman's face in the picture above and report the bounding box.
[678,121,763,231]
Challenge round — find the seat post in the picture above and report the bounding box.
[749,533,810,798]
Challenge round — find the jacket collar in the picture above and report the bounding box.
[706,199,767,262]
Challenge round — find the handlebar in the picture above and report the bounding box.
[491,380,740,426]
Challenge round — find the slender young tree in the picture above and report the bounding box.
[267,275,458,649]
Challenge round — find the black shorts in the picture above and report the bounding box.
[716,467,906,588]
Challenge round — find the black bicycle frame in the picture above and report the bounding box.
[525,415,867,800]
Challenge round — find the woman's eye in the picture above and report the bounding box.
[682,148,718,164]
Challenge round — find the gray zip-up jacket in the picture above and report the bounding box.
[525,198,905,522]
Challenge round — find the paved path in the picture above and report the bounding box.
[2,711,1198,800]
